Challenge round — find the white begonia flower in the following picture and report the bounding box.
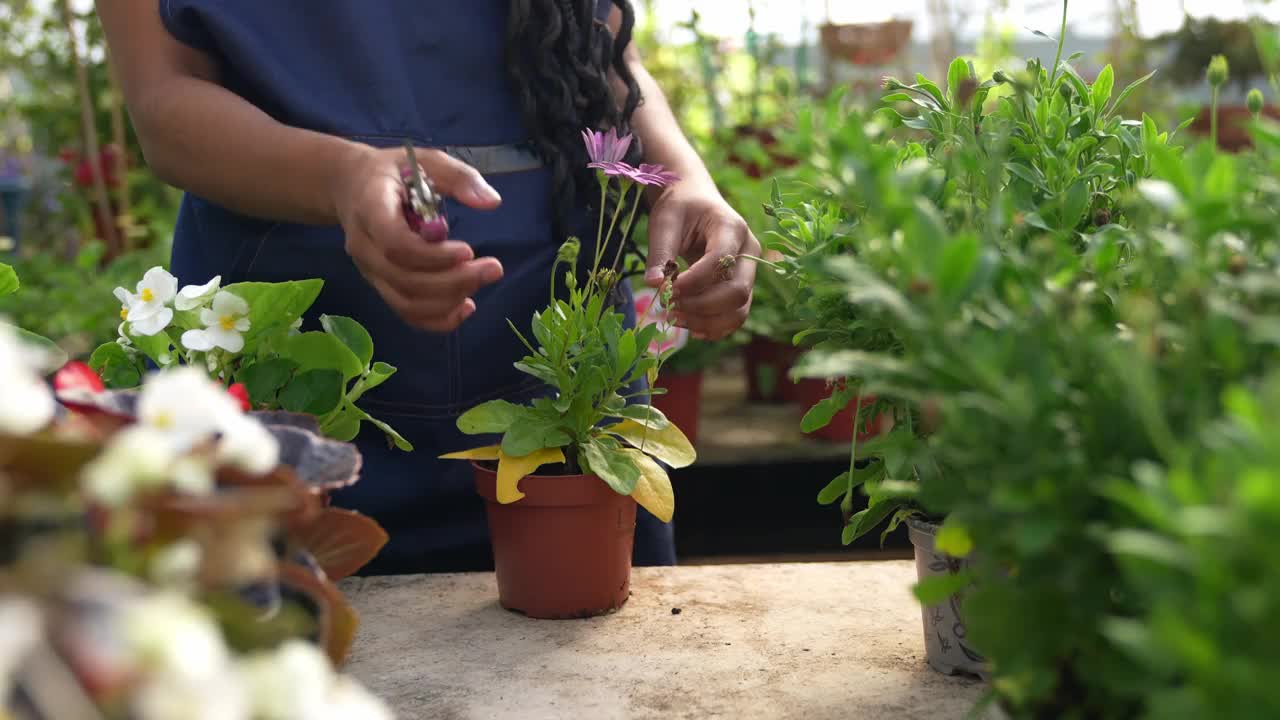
[136,367,244,452]
[175,275,222,311]
[216,413,280,475]
[123,591,232,684]
[114,286,135,322]
[239,640,393,720]
[126,267,178,337]
[81,426,190,507]
[132,672,249,720]
[0,322,56,436]
[181,291,251,354]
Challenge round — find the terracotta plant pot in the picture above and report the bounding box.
[907,518,986,678]
[651,371,703,445]
[474,463,636,619]
[792,379,890,444]
[742,336,800,404]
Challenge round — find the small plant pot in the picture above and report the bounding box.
[742,336,800,404]
[1188,105,1280,151]
[792,380,890,443]
[907,518,986,678]
[651,371,703,445]
[474,463,636,619]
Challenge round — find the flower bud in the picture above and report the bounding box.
[1247,88,1265,117]
[557,237,581,264]
[882,76,905,91]
[1207,55,1229,89]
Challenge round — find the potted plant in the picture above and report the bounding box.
[441,129,696,619]
[0,322,394,718]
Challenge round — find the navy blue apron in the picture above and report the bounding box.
[160,0,676,574]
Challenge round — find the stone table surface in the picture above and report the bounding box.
[341,561,989,720]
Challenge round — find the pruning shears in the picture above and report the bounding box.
[401,139,448,243]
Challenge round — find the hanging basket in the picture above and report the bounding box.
[820,20,914,67]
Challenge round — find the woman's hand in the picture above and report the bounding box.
[332,146,505,333]
[645,179,759,340]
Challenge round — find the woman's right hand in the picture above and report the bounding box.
[332,145,505,333]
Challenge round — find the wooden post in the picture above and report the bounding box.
[105,43,133,251]
[60,0,121,260]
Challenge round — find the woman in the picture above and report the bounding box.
[97,0,759,574]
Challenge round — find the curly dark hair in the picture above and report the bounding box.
[505,0,645,236]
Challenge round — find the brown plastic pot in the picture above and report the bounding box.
[651,371,703,445]
[792,379,890,444]
[474,463,636,619]
[742,336,800,404]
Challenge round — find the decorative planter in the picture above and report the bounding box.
[907,518,986,678]
[792,379,890,444]
[474,463,636,619]
[819,20,914,66]
[651,371,703,445]
[742,336,800,404]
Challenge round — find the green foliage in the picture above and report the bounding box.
[763,4,1280,714]
[0,243,168,356]
[88,275,409,449]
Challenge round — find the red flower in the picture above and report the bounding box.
[53,361,105,395]
[227,383,252,412]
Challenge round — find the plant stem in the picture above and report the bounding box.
[1049,0,1069,86]
[1211,86,1221,149]
[736,253,788,273]
[844,390,863,513]
[606,185,646,276]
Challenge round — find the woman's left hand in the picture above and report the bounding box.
[645,179,759,341]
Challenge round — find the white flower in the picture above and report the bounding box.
[216,413,280,475]
[137,367,243,451]
[181,291,251,354]
[114,286,135,322]
[126,267,178,337]
[1137,179,1184,214]
[133,672,249,720]
[175,275,222,311]
[124,592,232,684]
[81,427,194,506]
[240,640,393,720]
[0,322,56,436]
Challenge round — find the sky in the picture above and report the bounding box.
[648,0,1280,43]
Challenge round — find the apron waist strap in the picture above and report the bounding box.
[441,142,543,175]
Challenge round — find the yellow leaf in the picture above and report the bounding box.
[439,445,502,461]
[496,446,565,504]
[620,448,675,522]
[603,419,695,469]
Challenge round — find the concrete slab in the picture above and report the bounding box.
[341,561,989,720]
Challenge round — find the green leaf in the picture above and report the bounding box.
[1090,64,1114,115]
[817,472,849,506]
[935,523,974,558]
[320,315,374,369]
[328,402,413,450]
[279,331,363,382]
[844,498,905,546]
[800,384,854,433]
[1108,70,1156,117]
[221,279,323,346]
[614,403,671,430]
[1005,162,1049,192]
[279,369,344,416]
[912,571,972,606]
[0,263,18,297]
[935,234,980,299]
[89,342,142,389]
[359,361,397,394]
[500,412,572,457]
[457,399,526,435]
[1060,180,1091,231]
[239,358,299,407]
[581,438,641,495]
[14,327,66,369]
[363,412,413,451]
[126,328,176,368]
[946,56,971,102]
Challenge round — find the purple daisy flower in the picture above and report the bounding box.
[582,128,633,166]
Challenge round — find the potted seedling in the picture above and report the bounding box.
[442,129,695,619]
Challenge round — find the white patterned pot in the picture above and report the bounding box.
[907,517,987,678]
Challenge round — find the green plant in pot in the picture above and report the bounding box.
[78,270,410,449]
[632,286,725,446]
[442,129,696,619]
